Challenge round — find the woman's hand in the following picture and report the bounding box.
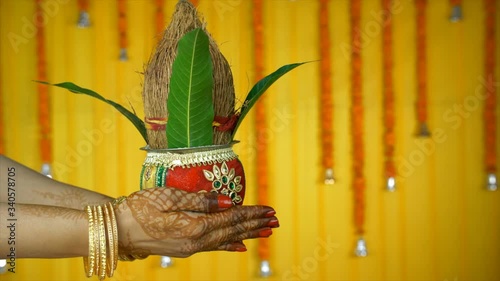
[115,187,279,258]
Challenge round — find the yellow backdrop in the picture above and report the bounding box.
[1,0,499,280]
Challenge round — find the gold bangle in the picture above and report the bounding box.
[131,253,149,260]
[92,206,100,276]
[84,203,120,280]
[118,254,135,261]
[117,253,149,261]
[107,202,119,271]
[96,205,107,280]
[102,203,113,277]
[83,206,95,277]
[112,196,127,207]
[103,203,117,277]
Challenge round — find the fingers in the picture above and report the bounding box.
[169,190,233,213]
[204,205,276,232]
[217,241,247,252]
[136,187,233,213]
[197,216,279,251]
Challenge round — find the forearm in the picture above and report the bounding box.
[0,203,88,258]
[0,155,113,209]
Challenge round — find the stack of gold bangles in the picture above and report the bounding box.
[83,201,119,280]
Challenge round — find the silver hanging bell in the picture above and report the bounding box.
[487,173,497,191]
[386,176,396,192]
[449,5,463,23]
[77,11,91,28]
[119,48,129,61]
[0,259,6,274]
[354,237,368,257]
[418,123,431,137]
[259,260,272,278]
[160,256,173,268]
[324,168,335,185]
[41,163,52,178]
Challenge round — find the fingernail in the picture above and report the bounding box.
[264,210,276,217]
[218,195,233,209]
[235,246,247,252]
[259,228,273,237]
[267,219,279,228]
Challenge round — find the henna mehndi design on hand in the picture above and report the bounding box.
[116,187,278,257]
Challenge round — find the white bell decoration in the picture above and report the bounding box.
[418,123,430,137]
[487,173,497,191]
[386,176,396,192]
[259,260,271,278]
[449,5,463,23]
[77,11,91,28]
[160,256,173,268]
[41,163,52,178]
[119,48,129,61]
[0,259,6,274]
[324,168,335,185]
[354,237,368,257]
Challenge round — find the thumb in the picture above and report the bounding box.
[198,191,234,213]
[162,188,234,213]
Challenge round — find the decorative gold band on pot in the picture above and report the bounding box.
[142,146,238,170]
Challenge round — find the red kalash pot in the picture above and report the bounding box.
[139,142,245,205]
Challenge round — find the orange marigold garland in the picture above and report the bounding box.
[36,0,52,177]
[155,0,165,38]
[351,0,367,257]
[118,0,128,61]
[253,0,271,276]
[485,0,497,191]
[319,0,335,185]
[77,0,90,28]
[382,0,396,192]
[416,0,430,137]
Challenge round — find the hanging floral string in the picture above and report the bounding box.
[319,0,335,185]
[155,0,165,38]
[190,0,199,6]
[253,0,271,276]
[382,0,396,192]
[485,0,497,191]
[118,0,128,61]
[77,0,90,28]
[351,0,367,257]
[416,0,430,136]
[36,0,52,177]
[449,0,463,22]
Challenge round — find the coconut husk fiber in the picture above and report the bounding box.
[143,0,235,149]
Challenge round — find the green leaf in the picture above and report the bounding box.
[232,62,308,138]
[35,81,148,143]
[166,28,214,148]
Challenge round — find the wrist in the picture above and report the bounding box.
[114,200,152,259]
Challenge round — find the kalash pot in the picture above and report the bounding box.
[140,142,245,205]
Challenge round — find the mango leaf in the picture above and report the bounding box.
[166,28,214,148]
[35,81,148,143]
[231,62,308,138]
